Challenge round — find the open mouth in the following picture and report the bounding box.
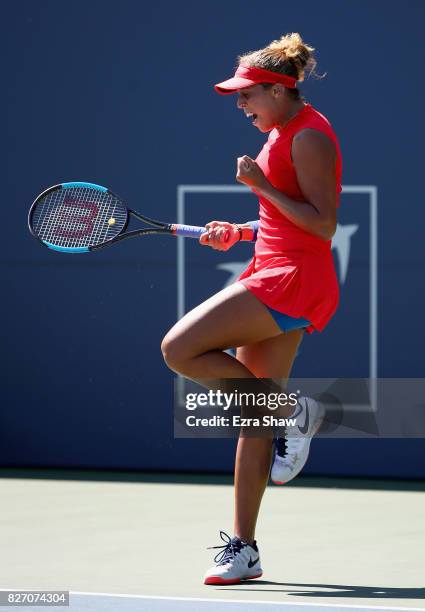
[246,112,258,124]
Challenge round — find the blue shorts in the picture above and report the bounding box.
[266,307,311,332]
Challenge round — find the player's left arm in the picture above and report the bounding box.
[291,128,337,240]
[236,129,337,241]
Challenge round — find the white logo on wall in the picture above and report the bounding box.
[217,223,359,287]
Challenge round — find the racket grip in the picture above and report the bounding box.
[172,224,206,238]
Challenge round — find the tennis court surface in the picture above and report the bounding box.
[1,471,424,611]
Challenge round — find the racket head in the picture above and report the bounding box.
[28,182,129,253]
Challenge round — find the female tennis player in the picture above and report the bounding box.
[161,32,342,585]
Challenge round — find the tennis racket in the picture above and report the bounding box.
[28,181,209,253]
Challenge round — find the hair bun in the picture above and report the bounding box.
[267,33,316,81]
[237,32,320,85]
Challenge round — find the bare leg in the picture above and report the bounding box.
[233,331,304,544]
[161,281,304,544]
[161,282,283,381]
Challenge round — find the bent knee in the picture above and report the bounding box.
[161,332,190,373]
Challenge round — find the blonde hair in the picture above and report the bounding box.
[238,33,319,89]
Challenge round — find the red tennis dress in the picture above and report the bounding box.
[238,103,342,333]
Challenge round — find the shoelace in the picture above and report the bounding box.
[274,427,288,458]
[281,437,304,467]
[274,400,307,461]
[207,531,243,565]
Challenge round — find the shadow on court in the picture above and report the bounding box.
[220,581,425,601]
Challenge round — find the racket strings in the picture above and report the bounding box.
[33,188,94,246]
[32,187,127,248]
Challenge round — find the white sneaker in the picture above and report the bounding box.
[271,396,324,485]
[204,531,262,585]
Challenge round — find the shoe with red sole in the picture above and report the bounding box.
[204,531,262,585]
[271,396,325,485]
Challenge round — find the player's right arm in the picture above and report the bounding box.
[200,220,258,251]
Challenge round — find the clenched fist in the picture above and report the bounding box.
[199,221,241,251]
[236,155,268,192]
